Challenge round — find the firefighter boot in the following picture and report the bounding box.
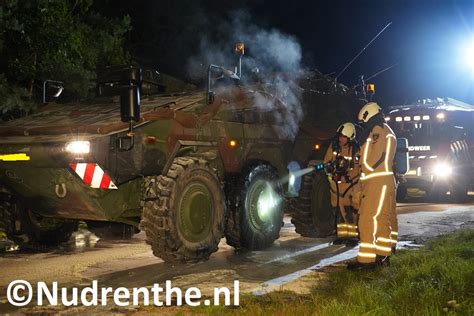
[332,239,347,245]
[376,255,390,267]
[333,207,347,245]
[347,260,378,271]
[344,238,359,247]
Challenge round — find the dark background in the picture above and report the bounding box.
[96,0,474,106]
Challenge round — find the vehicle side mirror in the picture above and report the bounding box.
[120,85,141,123]
[118,84,140,151]
[208,91,215,104]
[42,80,64,104]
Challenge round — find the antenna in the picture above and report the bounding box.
[335,22,392,82]
[353,62,399,89]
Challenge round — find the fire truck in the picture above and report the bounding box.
[386,97,474,201]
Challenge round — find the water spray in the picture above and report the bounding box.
[280,167,315,186]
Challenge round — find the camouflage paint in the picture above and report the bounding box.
[0,75,363,226]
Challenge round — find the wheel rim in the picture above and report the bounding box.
[177,182,213,243]
[246,180,280,231]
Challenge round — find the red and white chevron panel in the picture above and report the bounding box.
[69,163,117,189]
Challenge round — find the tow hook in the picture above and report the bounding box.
[55,183,67,198]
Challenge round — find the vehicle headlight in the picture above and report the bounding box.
[65,141,90,154]
[433,162,452,177]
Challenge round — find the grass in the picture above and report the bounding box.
[192,229,474,315]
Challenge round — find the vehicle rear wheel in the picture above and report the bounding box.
[86,221,138,240]
[0,194,77,248]
[225,164,284,250]
[140,157,226,263]
[291,163,335,238]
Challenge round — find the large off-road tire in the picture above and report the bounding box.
[225,164,284,250]
[86,221,138,240]
[291,168,335,238]
[140,157,226,263]
[0,194,77,248]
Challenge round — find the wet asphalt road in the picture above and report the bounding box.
[0,198,473,313]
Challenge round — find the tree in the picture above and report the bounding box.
[0,0,131,119]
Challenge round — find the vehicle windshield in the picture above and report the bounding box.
[391,120,448,144]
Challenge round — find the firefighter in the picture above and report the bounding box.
[324,122,361,247]
[348,102,397,271]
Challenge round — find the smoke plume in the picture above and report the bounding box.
[187,11,305,138]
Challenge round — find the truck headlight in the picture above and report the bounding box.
[433,162,452,178]
[65,141,90,154]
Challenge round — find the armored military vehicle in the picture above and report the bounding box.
[0,43,363,261]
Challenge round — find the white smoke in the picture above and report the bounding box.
[187,11,305,138]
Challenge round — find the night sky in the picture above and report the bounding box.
[99,0,474,106]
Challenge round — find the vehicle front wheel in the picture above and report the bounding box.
[140,157,226,263]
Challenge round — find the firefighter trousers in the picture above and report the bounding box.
[389,182,399,246]
[330,180,361,238]
[357,176,397,263]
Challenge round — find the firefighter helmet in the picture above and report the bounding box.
[358,102,382,123]
[336,122,356,140]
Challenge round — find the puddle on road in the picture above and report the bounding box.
[85,238,349,292]
[252,240,422,295]
[253,247,359,295]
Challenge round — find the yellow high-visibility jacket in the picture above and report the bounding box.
[360,123,397,180]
